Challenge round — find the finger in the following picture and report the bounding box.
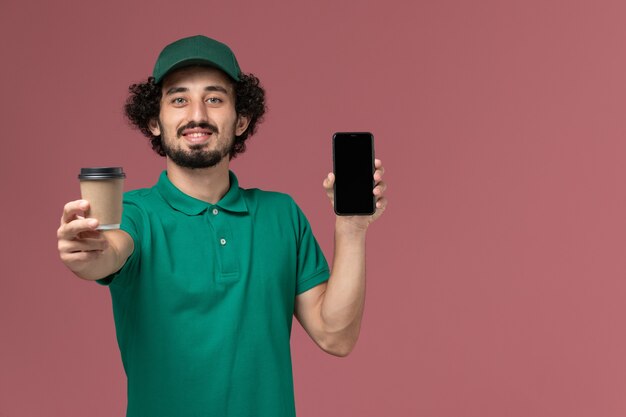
[373,181,387,196]
[59,235,109,254]
[77,230,105,239]
[60,250,106,265]
[373,159,385,179]
[73,236,108,251]
[323,172,335,190]
[322,173,335,205]
[323,173,335,197]
[375,196,388,210]
[374,168,385,183]
[57,217,99,240]
[61,200,90,224]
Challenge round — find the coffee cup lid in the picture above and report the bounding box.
[78,167,126,180]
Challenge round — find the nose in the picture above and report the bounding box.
[189,98,209,123]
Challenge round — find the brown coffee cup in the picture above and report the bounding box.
[78,167,126,230]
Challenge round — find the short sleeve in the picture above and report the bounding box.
[96,198,142,287]
[292,200,330,295]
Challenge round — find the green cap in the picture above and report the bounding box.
[152,35,241,83]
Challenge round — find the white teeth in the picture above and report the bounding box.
[187,132,208,138]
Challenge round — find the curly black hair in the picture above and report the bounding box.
[124,72,266,158]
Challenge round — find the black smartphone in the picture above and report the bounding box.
[332,132,375,216]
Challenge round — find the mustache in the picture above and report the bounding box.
[177,121,219,137]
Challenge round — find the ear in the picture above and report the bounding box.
[235,115,251,137]
[148,118,161,136]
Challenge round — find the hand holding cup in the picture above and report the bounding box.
[57,200,109,271]
[57,167,125,275]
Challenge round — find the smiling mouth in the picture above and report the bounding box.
[182,130,213,144]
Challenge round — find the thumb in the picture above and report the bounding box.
[323,172,335,189]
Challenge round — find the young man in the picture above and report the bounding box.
[57,35,387,417]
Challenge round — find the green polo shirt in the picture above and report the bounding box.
[97,171,330,417]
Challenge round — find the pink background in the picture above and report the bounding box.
[2,0,626,416]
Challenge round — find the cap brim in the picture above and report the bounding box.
[155,58,239,83]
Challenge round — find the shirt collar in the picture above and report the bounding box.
[156,170,248,216]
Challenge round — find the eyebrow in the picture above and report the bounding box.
[165,85,229,95]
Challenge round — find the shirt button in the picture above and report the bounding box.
[212,208,219,215]
[220,238,227,246]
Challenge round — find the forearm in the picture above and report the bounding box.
[319,219,368,353]
[308,160,385,356]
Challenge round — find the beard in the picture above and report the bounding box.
[160,120,235,169]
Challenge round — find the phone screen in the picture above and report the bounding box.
[333,132,375,215]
